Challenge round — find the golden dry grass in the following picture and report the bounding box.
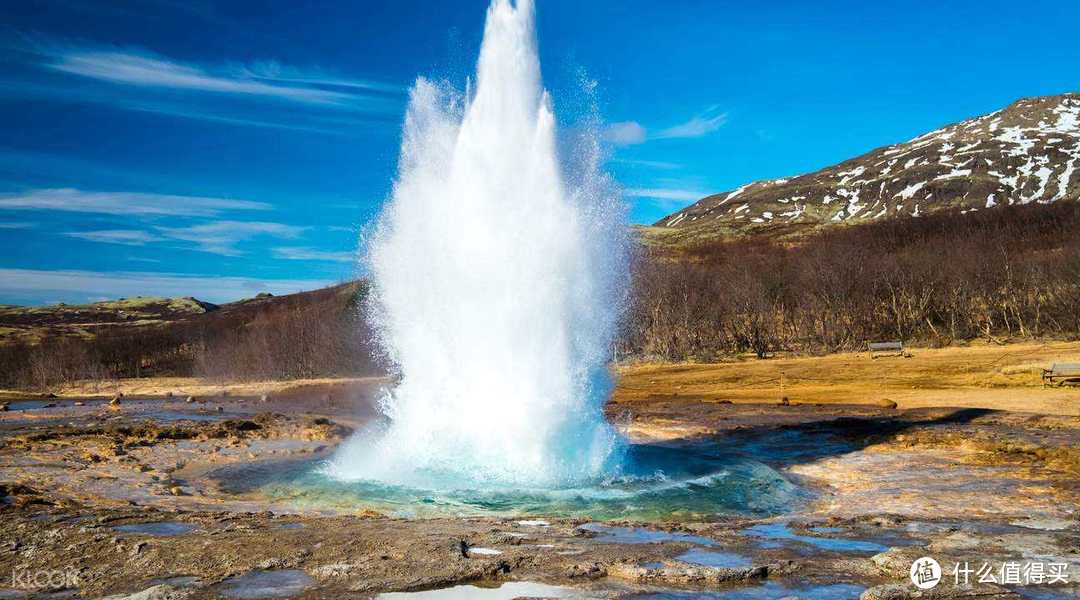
[41,376,389,398]
[613,341,1080,416]
[4,341,1078,416]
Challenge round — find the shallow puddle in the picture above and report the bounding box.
[674,548,751,568]
[6,400,52,411]
[577,523,716,545]
[628,581,865,599]
[5,399,108,411]
[744,522,888,553]
[467,546,502,556]
[215,569,314,599]
[374,581,595,599]
[113,521,197,536]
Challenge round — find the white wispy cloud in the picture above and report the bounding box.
[50,50,350,105]
[273,246,356,263]
[155,220,305,255]
[63,229,163,246]
[0,77,392,136]
[10,188,313,256]
[606,106,729,146]
[654,106,728,140]
[0,268,333,305]
[0,188,269,217]
[611,158,682,170]
[236,60,404,95]
[2,39,404,131]
[624,188,706,201]
[101,96,364,135]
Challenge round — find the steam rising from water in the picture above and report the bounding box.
[329,0,628,487]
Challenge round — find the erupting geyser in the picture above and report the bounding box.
[329,0,628,488]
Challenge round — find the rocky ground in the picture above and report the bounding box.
[0,378,1077,599]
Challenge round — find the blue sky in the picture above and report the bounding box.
[1,0,1078,305]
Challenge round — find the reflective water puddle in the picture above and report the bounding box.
[5,399,108,411]
[673,548,751,568]
[577,523,716,546]
[375,581,596,599]
[113,522,197,536]
[628,581,865,599]
[744,522,888,553]
[215,570,314,599]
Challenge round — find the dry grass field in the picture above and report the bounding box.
[4,340,1078,416]
[613,340,1080,416]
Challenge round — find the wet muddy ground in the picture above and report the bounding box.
[1,380,1077,599]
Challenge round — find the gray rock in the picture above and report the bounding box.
[860,582,1020,599]
[565,562,607,579]
[871,547,925,576]
[608,561,766,585]
[100,584,191,600]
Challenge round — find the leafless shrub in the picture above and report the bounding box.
[622,202,1080,359]
[0,282,382,390]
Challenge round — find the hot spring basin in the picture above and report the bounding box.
[212,441,809,520]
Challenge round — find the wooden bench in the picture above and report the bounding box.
[868,341,904,358]
[1042,363,1080,386]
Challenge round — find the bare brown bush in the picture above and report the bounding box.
[192,287,378,381]
[0,282,382,391]
[4,204,1079,390]
[624,202,1080,360]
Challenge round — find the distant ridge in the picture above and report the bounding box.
[652,93,1080,241]
[0,282,362,345]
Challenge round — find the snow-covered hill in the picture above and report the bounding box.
[654,93,1080,238]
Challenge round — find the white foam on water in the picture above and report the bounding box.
[328,0,627,489]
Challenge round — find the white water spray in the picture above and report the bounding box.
[329,0,628,488]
